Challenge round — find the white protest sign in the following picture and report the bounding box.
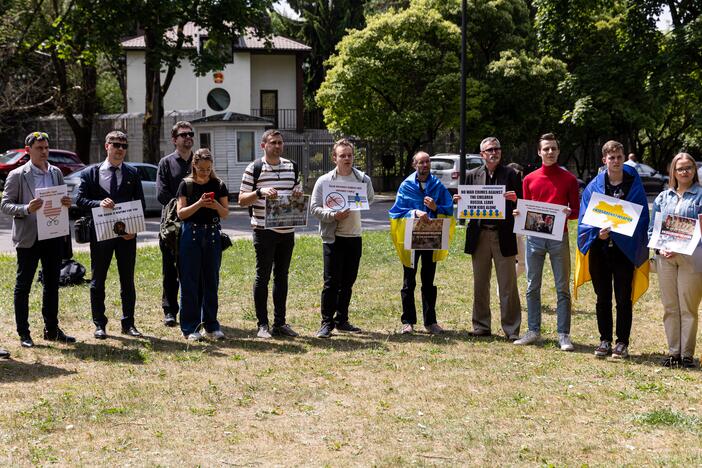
[36,185,69,240]
[648,212,701,256]
[91,200,145,242]
[581,192,643,237]
[456,185,506,220]
[321,180,369,211]
[513,199,567,241]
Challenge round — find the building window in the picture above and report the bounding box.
[199,132,211,150]
[237,131,255,162]
[207,88,230,111]
[260,90,278,127]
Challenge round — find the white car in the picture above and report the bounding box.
[65,162,161,216]
[430,153,484,193]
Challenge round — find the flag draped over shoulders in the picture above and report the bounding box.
[389,172,455,267]
[574,164,650,302]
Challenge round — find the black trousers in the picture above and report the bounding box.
[253,229,295,327]
[14,237,62,337]
[89,236,137,329]
[159,237,179,317]
[321,236,362,327]
[589,239,634,345]
[401,250,438,326]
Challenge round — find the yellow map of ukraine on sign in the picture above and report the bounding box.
[592,201,633,228]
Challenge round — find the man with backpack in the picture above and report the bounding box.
[238,130,302,339]
[156,121,195,327]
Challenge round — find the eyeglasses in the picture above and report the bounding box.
[109,142,129,149]
[25,131,49,146]
[675,166,695,173]
[482,147,501,154]
[177,131,195,138]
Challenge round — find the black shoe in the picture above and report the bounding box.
[164,313,177,327]
[44,328,76,343]
[316,323,333,338]
[468,329,491,337]
[681,356,696,369]
[335,322,361,333]
[20,335,34,348]
[0,348,10,359]
[94,326,107,340]
[122,326,143,338]
[661,355,681,368]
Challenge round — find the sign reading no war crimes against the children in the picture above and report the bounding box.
[91,200,146,242]
[581,192,643,237]
[321,180,369,211]
[456,185,506,220]
[36,185,69,240]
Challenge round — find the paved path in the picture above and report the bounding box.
[0,196,397,253]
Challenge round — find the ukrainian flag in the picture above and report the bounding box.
[389,172,455,267]
[574,164,650,302]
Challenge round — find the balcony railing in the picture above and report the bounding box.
[250,108,325,130]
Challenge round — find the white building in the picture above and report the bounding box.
[121,24,311,129]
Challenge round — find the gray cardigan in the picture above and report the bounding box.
[310,167,375,243]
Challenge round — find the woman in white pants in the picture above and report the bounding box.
[649,153,702,368]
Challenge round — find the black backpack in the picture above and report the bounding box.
[159,180,194,256]
[248,158,300,217]
[38,259,87,287]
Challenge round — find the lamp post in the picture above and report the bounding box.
[459,0,467,187]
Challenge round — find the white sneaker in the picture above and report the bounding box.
[257,325,272,339]
[514,330,540,345]
[558,333,574,351]
[186,332,203,342]
[204,330,226,340]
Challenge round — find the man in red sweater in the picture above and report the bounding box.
[514,133,580,351]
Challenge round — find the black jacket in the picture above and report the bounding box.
[464,164,522,257]
[76,163,146,212]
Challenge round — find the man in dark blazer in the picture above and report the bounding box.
[0,131,76,347]
[459,137,522,340]
[76,130,145,340]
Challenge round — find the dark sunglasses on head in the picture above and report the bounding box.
[109,142,129,149]
[178,131,195,138]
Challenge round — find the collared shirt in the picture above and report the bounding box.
[99,159,122,195]
[30,161,54,190]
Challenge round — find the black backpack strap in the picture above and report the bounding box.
[291,159,300,187]
[249,159,264,217]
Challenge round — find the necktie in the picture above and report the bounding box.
[109,166,118,199]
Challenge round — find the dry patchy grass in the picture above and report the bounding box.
[0,225,701,466]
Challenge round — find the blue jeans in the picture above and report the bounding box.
[178,222,222,336]
[525,235,571,334]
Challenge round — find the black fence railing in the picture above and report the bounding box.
[250,108,325,130]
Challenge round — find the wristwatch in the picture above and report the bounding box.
[256,188,263,198]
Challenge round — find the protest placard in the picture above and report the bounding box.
[581,192,643,237]
[456,185,506,219]
[513,199,567,241]
[403,217,450,251]
[264,194,309,228]
[36,185,69,240]
[321,180,369,211]
[648,212,701,256]
[91,200,145,242]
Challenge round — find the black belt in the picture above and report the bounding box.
[481,225,499,231]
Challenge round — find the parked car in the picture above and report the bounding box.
[65,162,161,216]
[430,153,484,193]
[632,163,667,194]
[0,148,85,190]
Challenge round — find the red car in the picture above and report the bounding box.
[0,149,86,190]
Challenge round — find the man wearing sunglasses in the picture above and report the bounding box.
[156,121,195,327]
[1,131,76,348]
[76,131,145,340]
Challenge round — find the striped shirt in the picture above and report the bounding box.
[240,157,301,233]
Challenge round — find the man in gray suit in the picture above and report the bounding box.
[0,132,76,348]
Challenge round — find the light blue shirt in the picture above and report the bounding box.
[649,184,702,239]
[30,161,55,190]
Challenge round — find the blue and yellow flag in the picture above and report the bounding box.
[574,164,650,302]
[389,172,455,267]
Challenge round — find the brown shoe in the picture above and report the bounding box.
[425,323,444,334]
[401,324,413,334]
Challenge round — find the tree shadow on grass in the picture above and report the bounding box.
[0,360,76,383]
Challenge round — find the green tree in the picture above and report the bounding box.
[316,4,463,172]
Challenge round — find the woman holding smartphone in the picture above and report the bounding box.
[176,148,229,341]
[649,152,702,368]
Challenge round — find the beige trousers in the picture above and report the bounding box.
[471,230,521,337]
[657,254,702,358]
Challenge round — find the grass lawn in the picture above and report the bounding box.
[0,224,700,466]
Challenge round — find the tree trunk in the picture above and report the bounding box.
[143,28,163,165]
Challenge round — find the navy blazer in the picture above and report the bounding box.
[75,162,146,213]
[464,164,522,257]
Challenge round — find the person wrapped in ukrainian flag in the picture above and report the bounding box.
[389,151,455,335]
[574,140,650,359]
